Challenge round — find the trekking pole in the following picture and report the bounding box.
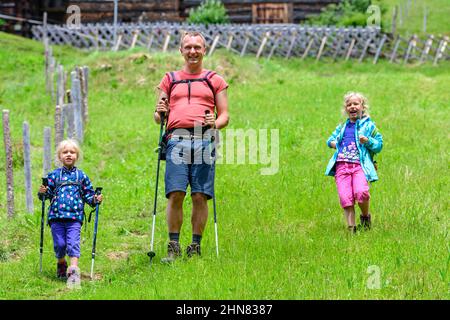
[39,178,48,273]
[205,110,219,257]
[147,104,166,265]
[90,187,103,280]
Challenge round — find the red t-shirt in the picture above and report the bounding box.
[158,69,228,130]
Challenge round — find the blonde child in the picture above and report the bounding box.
[38,139,102,288]
[325,92,383,233]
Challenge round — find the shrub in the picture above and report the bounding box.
[307,0,386,28]
[187,0,230,25]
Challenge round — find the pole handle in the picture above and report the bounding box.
[42,178,48,186]
[95,187,103,195]
[159,97,168,123]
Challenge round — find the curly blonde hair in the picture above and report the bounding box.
[342,92,370,118]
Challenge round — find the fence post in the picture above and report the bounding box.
[43,126,52,176]
[208,35,220,57]
[82,66,89,123]
[359,37,372,63]
[345,38,356,61]
[390,36,401,63]
[70,71,83,143]
[240,34,250,57]
[23,121,34,213]
[162,33,171,53]
[256,32,270,59]
[433,36,448,66]
[373,34,387,64]
[113,32,122,51]
[147,32,154,51]
[2,110,15,218]
[130,29,140,49]
[285,31,297,59]
[420,35,433,63]
[267,33,281,60]
[57,64,65,108]
[66,90,75,139]
[77,66,89,125]
[55,104,63,150]
[316,36,327,61]
[391,6,398,35]
[404,35,417,64]
[301,37,314,60]
[226,33,233,51]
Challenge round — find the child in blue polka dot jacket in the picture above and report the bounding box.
[38,139,103,288]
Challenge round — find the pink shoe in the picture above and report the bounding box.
[67,266,81,289]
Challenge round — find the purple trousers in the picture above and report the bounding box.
[50,220,82,259]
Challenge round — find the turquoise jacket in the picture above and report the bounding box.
[325,116,383,182]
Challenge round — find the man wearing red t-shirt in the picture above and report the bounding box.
[154,31,229,262]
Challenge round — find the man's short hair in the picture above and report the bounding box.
[180,31,207,48]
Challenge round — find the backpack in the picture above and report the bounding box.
[49,168,94,226]
[167,70,217,105]
[158,70,218,161]
[51,168,83,201]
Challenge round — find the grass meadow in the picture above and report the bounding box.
[0,31,448,300]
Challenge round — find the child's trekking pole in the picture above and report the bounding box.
[147,108,166,265]
[90,187,103,280]
[205,110,219,257]
[39,178,48,273]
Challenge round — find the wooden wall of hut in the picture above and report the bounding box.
[67,0,182,23]
[180,0,341,24]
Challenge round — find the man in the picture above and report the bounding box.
[154,31,229,262]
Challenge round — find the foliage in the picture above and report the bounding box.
[187,0,230,25]
[307,0,387,28]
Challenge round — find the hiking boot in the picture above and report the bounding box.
[186,243,201,258]
[66,266,81,290]
[347,225,357,234]
[56,260,67,279]
[360,214,372,230]
[160,240,181,264]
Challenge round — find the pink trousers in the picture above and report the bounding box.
[335,162,370,208]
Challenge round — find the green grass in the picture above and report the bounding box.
[378,0,450,36]
[0,31,449,299]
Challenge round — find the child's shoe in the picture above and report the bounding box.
[360,214,372,230]
[66,266,81,289]
[347,225,357,234]
[56,260,68,279]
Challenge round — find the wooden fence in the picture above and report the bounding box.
[32,22,448,64]
[2,38,90,217]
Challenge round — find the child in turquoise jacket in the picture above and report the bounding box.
[325,92,383,232]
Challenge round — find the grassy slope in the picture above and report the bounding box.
[0,31,449,299]
[377,0,450,36]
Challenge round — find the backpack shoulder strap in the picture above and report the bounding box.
[203,70,217,105]
[167,71,177,100]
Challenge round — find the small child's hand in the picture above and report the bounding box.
[359,135,369,144]
[38,185,48,194]
[330,141,337,149]
[94,194,103,204]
